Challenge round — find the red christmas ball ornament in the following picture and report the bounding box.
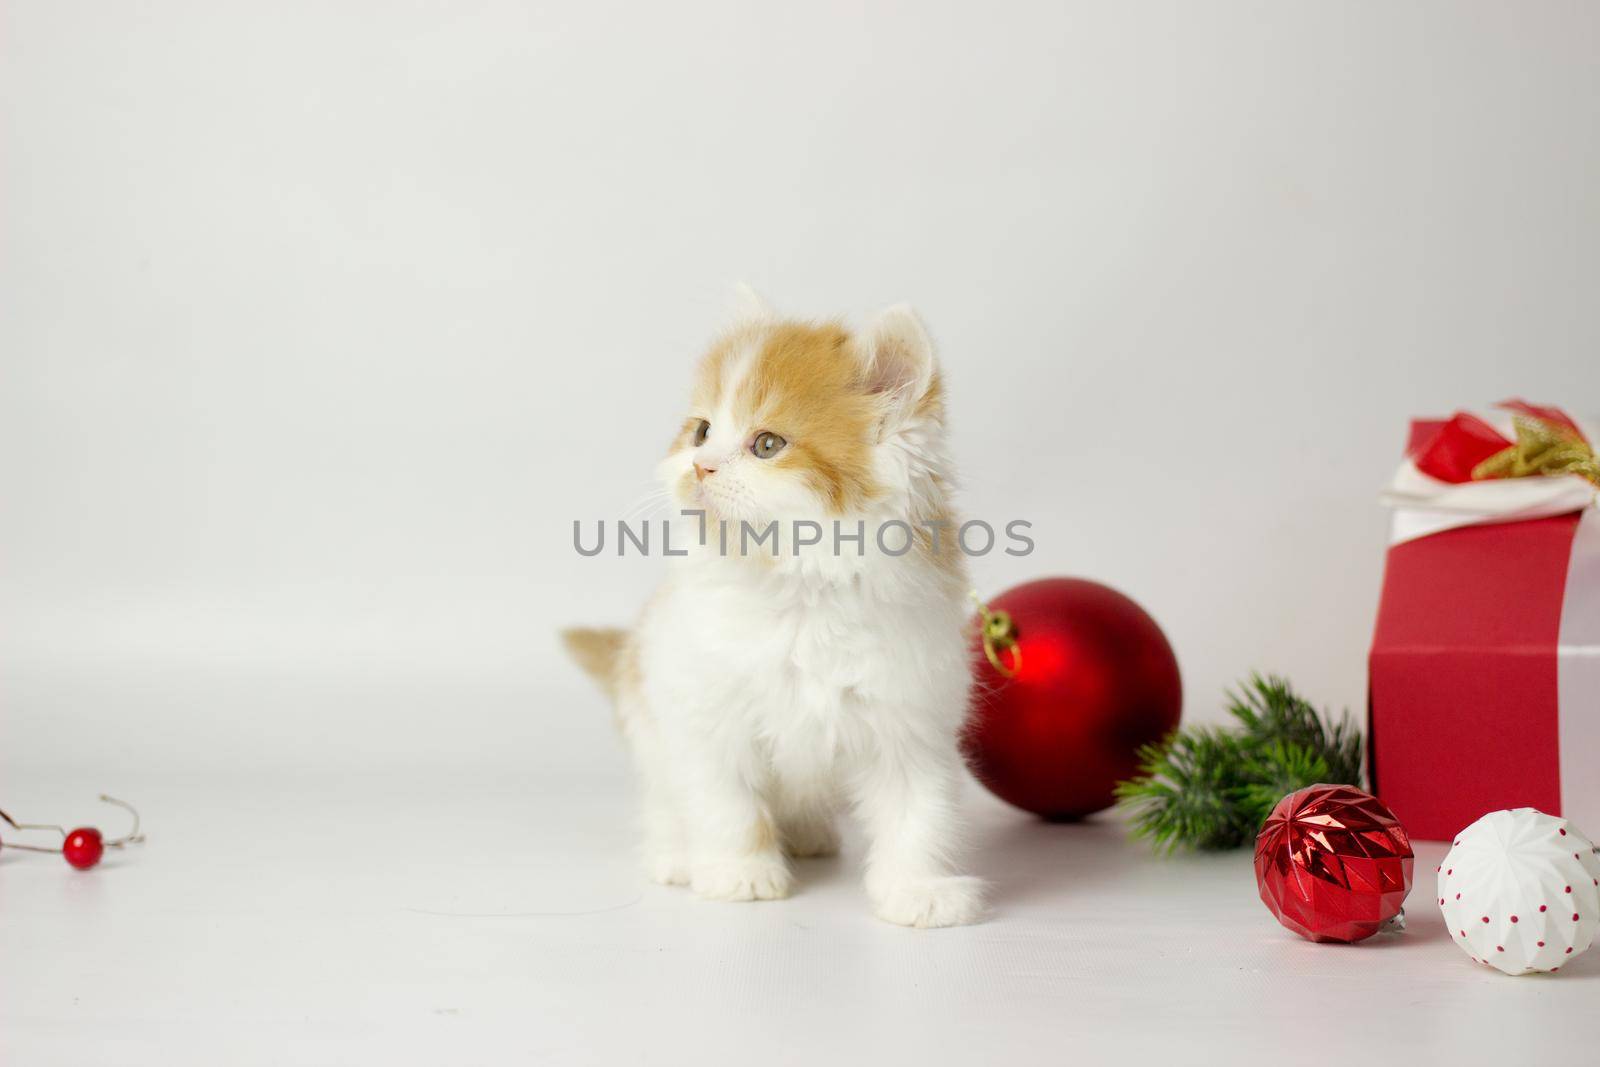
[963,577,1182,819]
[1254,784,1414,944]
[63,827,106,870]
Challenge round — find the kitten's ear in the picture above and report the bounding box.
[726,282,774,326]
[860,304,937,432]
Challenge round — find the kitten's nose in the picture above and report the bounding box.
[694,462,716,481]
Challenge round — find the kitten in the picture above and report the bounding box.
[563,295,984,927]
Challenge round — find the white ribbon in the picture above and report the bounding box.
[1382,414,1599,545]
[1559,509,1600,830]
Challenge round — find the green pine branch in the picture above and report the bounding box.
[1114,728,1256,853]
[1115,673,1365,853]
[1226,674,1364,787]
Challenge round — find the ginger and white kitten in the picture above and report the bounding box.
[564,296,984,927]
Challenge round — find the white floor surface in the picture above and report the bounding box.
[1,769,1592,1066]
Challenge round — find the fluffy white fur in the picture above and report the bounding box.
[573,300,984,928]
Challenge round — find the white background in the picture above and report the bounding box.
[3,3,1599,1063]
[5,0,1599,778]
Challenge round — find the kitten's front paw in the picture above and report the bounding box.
[691,854,793,902]
[645,852,690,887]
[870,875,987,928]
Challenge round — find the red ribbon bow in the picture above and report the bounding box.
[1413,399,1587,484]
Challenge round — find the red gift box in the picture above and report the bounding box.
[1369,404,1600,841]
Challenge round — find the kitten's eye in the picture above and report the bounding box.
[692,419,710,447]
[751,431,787,459]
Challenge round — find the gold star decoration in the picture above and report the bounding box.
[1471,415,1600,488]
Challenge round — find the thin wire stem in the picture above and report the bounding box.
[0,795,145,851]
[99,794,145,847]
[0,807,66,836]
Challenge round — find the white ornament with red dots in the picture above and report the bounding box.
[1438,808,1600,975]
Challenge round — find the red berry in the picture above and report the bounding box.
[63,828,104,870]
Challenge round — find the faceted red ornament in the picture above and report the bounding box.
[963,578,1182,819]
[1254,784,1414,943]
[62,827,105,870]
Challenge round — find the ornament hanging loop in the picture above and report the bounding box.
[970,591,1021,678]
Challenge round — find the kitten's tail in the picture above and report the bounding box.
[560,627,629,701]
